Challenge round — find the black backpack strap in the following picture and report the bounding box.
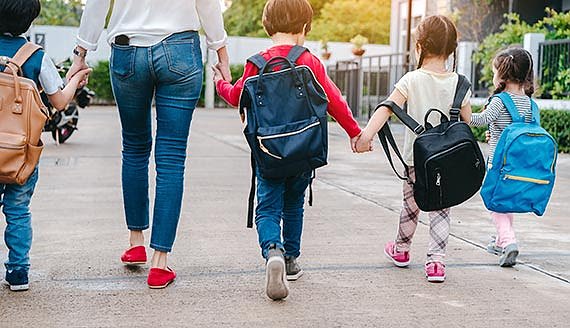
[377,124,411,183]
[247,154,257,228]
[287,46,308,64]
[377,100,425,135]
[308,170,315,206]
[247,54,267,70]
[450,74,472,122]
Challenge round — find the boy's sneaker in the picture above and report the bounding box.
[486,236,503,255]
[265,245,289,300]
[425,262,446,283]
[499,243,519,267]
[384,241,410,267]
[5,269,29,291]
[284,256,304,281]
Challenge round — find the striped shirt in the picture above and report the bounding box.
[470,92,533,164]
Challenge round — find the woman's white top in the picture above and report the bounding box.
[77,0,227,50]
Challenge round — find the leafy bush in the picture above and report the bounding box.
[89,61,114,103]
[470,105,570,153]
[473,9,570,99]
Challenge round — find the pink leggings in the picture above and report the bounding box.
[491,212,516,248]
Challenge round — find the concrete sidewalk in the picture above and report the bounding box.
[0,107,568,327]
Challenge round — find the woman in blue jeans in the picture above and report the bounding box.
[68,0,231,288]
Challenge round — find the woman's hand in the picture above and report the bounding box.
[212,65,224,84]
[216,46,232,82]
[67,47,90,87]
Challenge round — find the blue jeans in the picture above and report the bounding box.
[110,31,203,252]
[255,171,311,259]
[2,167,39,272]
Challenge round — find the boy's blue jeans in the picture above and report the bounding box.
[2,167,39,272]
[255,170,311,259]
[110,31,203,252]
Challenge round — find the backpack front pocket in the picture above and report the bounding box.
[0,132,26,183]
[256,117,323,161]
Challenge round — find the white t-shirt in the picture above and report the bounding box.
[77,0,227,50]
[394,68,472,166]
[39,53,64,95]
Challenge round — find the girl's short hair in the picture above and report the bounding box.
[0,0,41,36]
[262,0,313,36]
[493,47,535,96]
[415,15,458,70]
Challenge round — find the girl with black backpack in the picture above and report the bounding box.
[355,15,472,283]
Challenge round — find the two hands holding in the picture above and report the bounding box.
[350,129,375,154]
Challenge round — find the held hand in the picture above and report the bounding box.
[212,65,223,84]
[70,68,92,88]
[350,133,361,152]
[67,55,89,83]
[216,62,232,82]
[355,131,374,153]
[485,130,491,143]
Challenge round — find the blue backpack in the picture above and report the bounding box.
[480,92,557,216]
[239,46,329,227]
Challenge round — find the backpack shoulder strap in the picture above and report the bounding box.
[496,92,524,122]
[11,43,42,69]
[286,46,308,64]
[247,54,267,70]
[530,98,540,125]
[378,100,425,135]
[450,74,471,122]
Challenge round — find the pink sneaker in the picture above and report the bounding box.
[425,262,446,282]
[384,241,410,267]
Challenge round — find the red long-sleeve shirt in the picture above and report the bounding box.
[216,45,361,138]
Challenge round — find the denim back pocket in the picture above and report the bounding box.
[163,38,201,76]
[110,44,135,80]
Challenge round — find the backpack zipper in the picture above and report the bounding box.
[435,172,443,206]
[257,121,320,140]
[257,120,320,160]
[504,174,550,185]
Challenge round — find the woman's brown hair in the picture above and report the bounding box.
[492,47,534,96]
[415,15,458,70]
[262,0,313,36]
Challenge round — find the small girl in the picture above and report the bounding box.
[469,47,536,267]
[355,15,472,282]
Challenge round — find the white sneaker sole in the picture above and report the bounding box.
[384,248,410,267]
[266,257,289,300]
[426,275,445,283]
[286,270,304,281]
[4,280,29,291]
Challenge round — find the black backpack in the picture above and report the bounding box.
[377,74,485,212]
[239,46,329,227]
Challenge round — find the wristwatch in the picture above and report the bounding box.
[73,47,87,58]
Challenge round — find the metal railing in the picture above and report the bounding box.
[328,53,414,118]
[538,39,570,98]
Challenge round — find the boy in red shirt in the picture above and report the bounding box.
[213,0,364,300]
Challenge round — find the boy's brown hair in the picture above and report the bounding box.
[262,0,313,36]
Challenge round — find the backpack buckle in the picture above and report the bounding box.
[413,125,425,134]
[0,56,9,66]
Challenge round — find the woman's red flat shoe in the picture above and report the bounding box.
[148,267,176,289]
[120,246,147,265]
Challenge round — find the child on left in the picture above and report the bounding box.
[0,0,91,291]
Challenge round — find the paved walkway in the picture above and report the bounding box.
[0,107,569,327]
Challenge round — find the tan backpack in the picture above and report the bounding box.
[0,43,49,185]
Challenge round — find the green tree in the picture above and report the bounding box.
[36,0,83,26]
[473,9,570,98]
[310,0,390,44]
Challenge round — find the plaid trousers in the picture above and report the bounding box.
[395,167,450,263]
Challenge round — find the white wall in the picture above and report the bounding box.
[30,25,392,65]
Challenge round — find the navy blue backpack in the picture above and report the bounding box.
[480,92,557,216]
[239,46,329,227]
